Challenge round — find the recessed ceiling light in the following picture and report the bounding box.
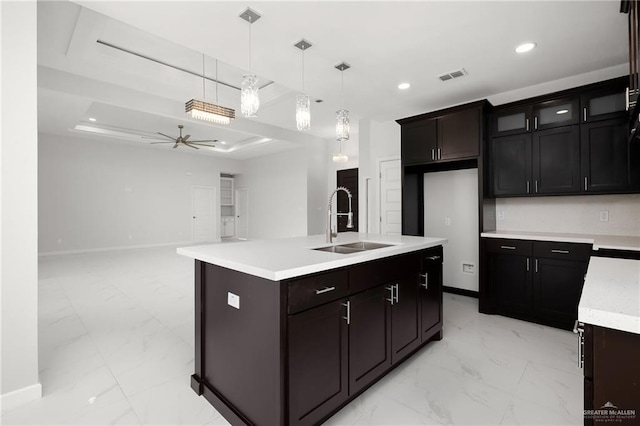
[398,82,411,90]
[88,117,97,122]
[515,42,536,53]
[556,109,569,115]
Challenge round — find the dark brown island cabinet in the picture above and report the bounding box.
[577,323,640,425]
[188,246,444,426]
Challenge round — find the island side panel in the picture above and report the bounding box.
[199,262,286,426]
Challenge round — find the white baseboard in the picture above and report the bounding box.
[0,383,42,412]
[38,241,193,257]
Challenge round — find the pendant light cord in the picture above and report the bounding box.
[215,58,219,103]
[301,47,305,92]
[341,70,344,108]
[248,16,252,72]
[202,53,206,100]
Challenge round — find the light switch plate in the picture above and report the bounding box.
[227,292,240,309]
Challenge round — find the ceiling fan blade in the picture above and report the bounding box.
[149,141,175,144]
[182,134,191,142]
[172,143,179,149]
[183,142,199,149]
[156,132,176,140]
[188,139,218,143]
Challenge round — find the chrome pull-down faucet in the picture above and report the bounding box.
[327,187,354,243]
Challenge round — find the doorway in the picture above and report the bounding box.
[337,168,359,232]
[379,159,402,235]
[235,188,249,240]
[192,186,216,243]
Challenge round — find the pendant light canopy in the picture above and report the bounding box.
[239,8,261,118]
[335,62,351,141]
[185,54,235,124]
[294,39,312,132]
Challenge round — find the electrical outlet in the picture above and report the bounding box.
[444,217,451,226]
[227,292,240,309]
[498,209,505,220]
[599,210,609,222]
[462,263,476,274]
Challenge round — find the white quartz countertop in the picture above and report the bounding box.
[481,230,640,251]
[177,232,447,281]
[578,257,640,334]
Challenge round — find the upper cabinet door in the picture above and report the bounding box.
[532,97,580,131]
[438,107,481,160]
[581,88,627,123]
[400,119,438,165]
[490,133,532,196]
[532,125,581,194]
[491,105,532,137]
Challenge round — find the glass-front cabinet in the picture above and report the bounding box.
[491,105,532,137]
[532,97,580,131]
[580,88,627,123]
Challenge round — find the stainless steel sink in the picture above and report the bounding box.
[312,241,395,254]
[338,241,394,250]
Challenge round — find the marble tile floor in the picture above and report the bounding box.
[1,246,583,426]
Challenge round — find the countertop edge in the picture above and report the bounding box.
[578,306,640,335]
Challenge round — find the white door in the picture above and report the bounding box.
[192,186,216,243]
[379,159,402,235]
[235,188,249,240]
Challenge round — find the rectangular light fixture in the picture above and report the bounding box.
[185,99,235,125]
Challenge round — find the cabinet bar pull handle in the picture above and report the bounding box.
[551,249,570,254]
[526,257,530,272]
[526,118,530,131]
[431,149,435,161]
[573,320,584,368]
[626,87,630,111]
[426,255,441,261]
[437,148,441,160]
[315,286,336,295]
[535,180,539,193]
[534,116,538,129]
[386,285,395,305]
[526,181,530,193]
[535,258,538,273]
[500,245,516,250]
[583,107,587,122]
[420,273,428,290]
[394,284,399,304]
[342,301,350,325]
[584,177,588,191]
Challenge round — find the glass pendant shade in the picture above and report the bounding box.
[336,108,350,141]
[296,94,311,131]
[332,153,349,163]
[185,99,234,125]
[241,75,260,117]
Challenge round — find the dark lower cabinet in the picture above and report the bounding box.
[481,238,590,330]
[420,246,443,339]
[349,285,391,395]
[288,299,349,426]
[582,324,640,425]
[391,274,421,363]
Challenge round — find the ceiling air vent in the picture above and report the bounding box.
[438,68,467,82]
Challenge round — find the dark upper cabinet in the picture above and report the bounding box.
[531,97,580,131]
[398,101,485,165]
[581,117,631,192]
[532,125,581,194]
[580,86,627,123]
[490,133,532,196]
[488,77,636,197]
[401,119,437,165]
[438,107,481,160]
[491,105,532,137]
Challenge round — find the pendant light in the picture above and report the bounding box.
[294,39,312,132]
[239,8,261,118]
[332,140,349,163]
[185,54,235,124]
[335,62,350,141]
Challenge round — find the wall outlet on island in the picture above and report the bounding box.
[599,210,609,222]
[227,292,240,309]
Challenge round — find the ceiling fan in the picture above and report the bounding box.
[148,125,217,149]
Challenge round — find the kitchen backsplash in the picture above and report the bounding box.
[495,194,640,236]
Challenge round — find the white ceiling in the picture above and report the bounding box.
[38,1,629,159]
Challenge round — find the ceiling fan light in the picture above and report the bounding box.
[185,99,235,125]
[296,94,311,131]
[241,75,260,117]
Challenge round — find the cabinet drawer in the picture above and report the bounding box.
[483,238,533,256]
[350,253,420,294]
[533,241,591,261]
[288,269,348,315]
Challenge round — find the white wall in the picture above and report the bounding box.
[306,138,329,236]
[496,194,640,237]
[38,133,243,254]
[234,148,308,240]
[424,169,479,292]
[1,0,42,408]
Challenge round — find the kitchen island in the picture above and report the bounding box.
[178,232,447,426]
